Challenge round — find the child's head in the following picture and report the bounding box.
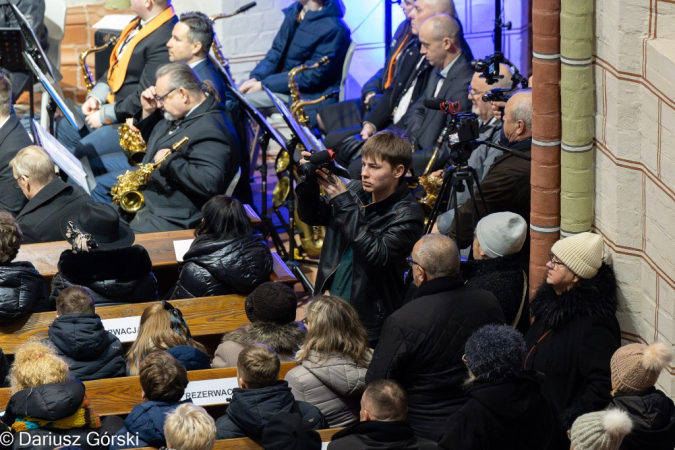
[237,343,280,389]
[611,342,673,393]
[56,286,95,316]
[10,341,69,393]
[139,351,189,402]
[164,403,216,450]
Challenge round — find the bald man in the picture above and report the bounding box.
[367,234,504,441]
[448,89,533,265]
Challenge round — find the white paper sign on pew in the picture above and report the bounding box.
[101,316,142,343]
[181,378,240,406]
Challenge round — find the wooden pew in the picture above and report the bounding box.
[0,295,248,356]
[137,429,341,450]
[0,362,298,416]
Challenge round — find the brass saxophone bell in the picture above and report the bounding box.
[120,190,145,213]
[272,177,291,208]
[275,151,290,173]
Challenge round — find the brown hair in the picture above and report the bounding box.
[363,379,408,421]
[126,303,206,375]
[237,344,280,389]
[361,130,413,176]
[57,286,95,315]
[140,351,188,402]
[0,72,11,117]
[296,295,370,367]
[9,342,69,393]
[0,211,22,264]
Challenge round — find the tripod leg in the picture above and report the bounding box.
[468,166,488,214]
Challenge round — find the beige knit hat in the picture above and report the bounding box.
[611,342,673,393]
[551,232,604,279]
[570,409,632,450]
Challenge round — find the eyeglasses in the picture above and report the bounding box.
[406,256,424,271]
[467,86,487,98]
[12,174,26,189]
[301,317,309,326]
[155,87,178,105]
[548,254,567,270]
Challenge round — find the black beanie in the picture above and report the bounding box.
[262,412,321,450]
[245,282,297,325]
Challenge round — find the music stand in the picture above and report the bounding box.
[263,86,317,292]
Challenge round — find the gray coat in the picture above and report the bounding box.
[285,351,372,427]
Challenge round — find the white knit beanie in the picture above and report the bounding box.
[551,232,604,279]
[475,212,527,259]
[570,409,632,450]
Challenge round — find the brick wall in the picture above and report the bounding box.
[594,0,675,394]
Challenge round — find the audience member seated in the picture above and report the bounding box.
[285,295,371,427]
[439,324,554,449]
[50,202,158,307]
[460,212,528,328]
[215,343,327,439]
[0,342,102,450]
[164,403,217,450]
[126,301,209,375]
[607,342,675,449]
[111,351,191,450]
[328,379,434,450]
[0,73,31,216]
[48,286,126,381]
[569,409,632,450]
[11,146,90,244]
[525,232,620,450]
[0,211,50,320]
[238,0,351,126]
[212,282,304,368]
[169,195,272,300]
[446,89,532,265]
[367,234,505,441]
[261,412,322,450]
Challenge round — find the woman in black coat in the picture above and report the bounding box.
[524,232,621,450]
[169,195,273,299]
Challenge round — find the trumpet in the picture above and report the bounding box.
[78,36,119,92]
[111,137,189,213]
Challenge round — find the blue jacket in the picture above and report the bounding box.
[166,345,211,371]
[250,0,351,101]
[111,399,191,449]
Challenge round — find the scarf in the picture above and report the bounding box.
[11,396,101,432]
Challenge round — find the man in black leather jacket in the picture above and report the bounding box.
[296,131,425,344]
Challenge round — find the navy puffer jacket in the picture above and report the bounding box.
[0,261,50,320]
[170,234,273,299]
[250,0,351,101]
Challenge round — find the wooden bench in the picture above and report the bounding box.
[138,429,341,450]
[0,295,248,356]
[0,362,298,416]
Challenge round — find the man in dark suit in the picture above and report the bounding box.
[0,73,31,216]
[118,63,241,233]
[56,0,177,160]
[11,146,90,243]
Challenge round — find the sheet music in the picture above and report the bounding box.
[93,15,136,31]
[173,238,195,262]
[32,121,90,194]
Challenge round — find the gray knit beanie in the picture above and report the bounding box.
[475,212,527,259]
[570,409,632,450]
[464,324,526,382]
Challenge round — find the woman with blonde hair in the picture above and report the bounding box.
[126,301,209,375]
[285,295,372,427]
[0,342,102,450]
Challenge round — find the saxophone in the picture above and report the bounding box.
[418,128,447,218]
[111,137,189,213]
[118,122,147,166]
[78,36,119,92]
[287,56,330,127]
[210,3,258,68]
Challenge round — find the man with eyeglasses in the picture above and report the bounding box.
[367,233,505,441]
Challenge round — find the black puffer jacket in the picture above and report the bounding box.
[0,262,50,320]
[460,253,527,327]
[525,264,621,450]
[50,246,158,306]
[297,179,425,341]
[170,234,273,299]
[611,387,675,450]
[329,421,430,450]
[48,314,126,381]
[1,380,103,450]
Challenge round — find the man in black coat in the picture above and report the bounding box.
[0,72,31,216]
[118,62,241,233]
[48,286,126,381]
[366,234,505,441]
[11,146,91,243]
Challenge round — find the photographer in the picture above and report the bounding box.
[296,131,425,346]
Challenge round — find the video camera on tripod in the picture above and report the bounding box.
[471,51,529,104]
[422,98,480,165]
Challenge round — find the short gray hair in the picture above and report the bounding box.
[414,234,460,279]
[9,146,56,186]
[179,12,214,57]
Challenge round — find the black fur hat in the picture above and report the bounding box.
[245,282,297,325]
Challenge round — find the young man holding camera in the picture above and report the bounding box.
[296,131,425,345]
